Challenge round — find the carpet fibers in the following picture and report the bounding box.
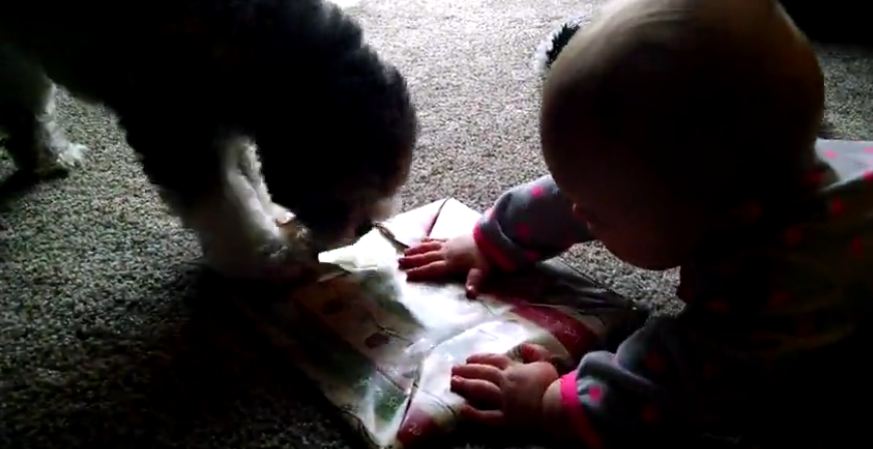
[2,1,872,448]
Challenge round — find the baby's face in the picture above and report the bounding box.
[536,0,825,272]
[547,140,708,270]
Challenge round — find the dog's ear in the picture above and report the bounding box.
[232,0,417,244]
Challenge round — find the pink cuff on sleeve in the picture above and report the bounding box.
[560,372,604,449]
[472,221,517,272]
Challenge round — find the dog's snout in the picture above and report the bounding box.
[354,221,374,238]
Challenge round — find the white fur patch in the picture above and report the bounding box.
[531,30,559,77]
[174,138,308,280]
[32,85,86,174]
[233,139,294,225]
[530,17,587,78]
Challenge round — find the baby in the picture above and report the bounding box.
[400,0,873,446]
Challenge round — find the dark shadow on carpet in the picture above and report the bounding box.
[1,268,365,449]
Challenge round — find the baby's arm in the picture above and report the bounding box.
[451,318,696,449]
[539,317,687,447]
[451,316,692,446]
[474,175,595,271]
[399,175,594,293]
[537,309,799,446]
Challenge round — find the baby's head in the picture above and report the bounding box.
[541,0,824,270]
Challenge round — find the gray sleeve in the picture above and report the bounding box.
[473,175,595,271]
[558,317,689,448]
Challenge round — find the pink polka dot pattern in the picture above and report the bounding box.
[530,185,546,198]
[524,250,540,262]
[784,227,803,247]
[676,278,694,302]
[768,291,792,308]
[796,317,816,336]
[823,149,838,159]
[588,385,604,404]
[702,362,718,380]
[644,352,666,374]
[737,201,763,224]
[850,237,864,258]
[565,232,579,248]
[805,169,825,188]
[864,147,873,154]
[515,222,531,240]
[829,198,845,217]
[706,300,730,314]
[716,260,739,276]
[641,404,659,424]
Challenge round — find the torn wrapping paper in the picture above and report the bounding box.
[234,198,648,449]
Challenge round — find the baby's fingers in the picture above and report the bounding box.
[451,363,504,384]
[465,267,488,298]
[418,237,447,245]
[450,376,502,409]
[403,240,444,256]
[519,343,553,363]
[403,261,451,281]
[459,404,505,427]
[465,353,512,369]
[398,252,444,269]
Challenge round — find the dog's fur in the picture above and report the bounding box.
[0,0,417,280]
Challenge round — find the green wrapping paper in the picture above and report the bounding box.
[235,198,647,449]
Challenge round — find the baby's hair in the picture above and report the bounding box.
[541,0,824,207]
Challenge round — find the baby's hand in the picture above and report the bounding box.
[397,234,491,298]
[450,344,559,432]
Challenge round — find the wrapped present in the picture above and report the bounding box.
[234,198,647,449]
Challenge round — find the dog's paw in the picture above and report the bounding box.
[207,226,320,284]
[272,204,296,227]
[32,142,86,178]
[55,142,86,169]
[205,245,319,285]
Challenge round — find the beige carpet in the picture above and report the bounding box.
[2,1,872,448]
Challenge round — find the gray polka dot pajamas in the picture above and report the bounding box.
[471,139,873,446]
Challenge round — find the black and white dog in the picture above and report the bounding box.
[0,0,417,280]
